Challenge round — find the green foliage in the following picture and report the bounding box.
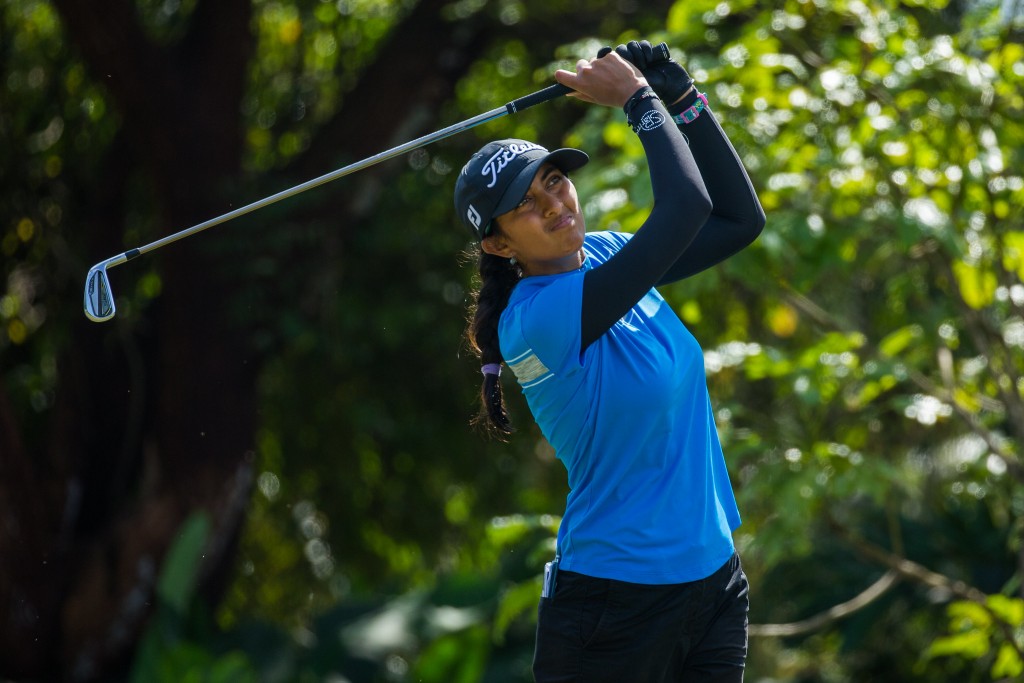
[131,513,261,683]
[926,596,1024,680]
[243,0,405,171]
[156,514,210,614]
[135,514,555,682]
[2,0,119,442]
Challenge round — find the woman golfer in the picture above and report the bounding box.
[454,42,765,682]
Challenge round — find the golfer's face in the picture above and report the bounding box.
[493,163,585,276]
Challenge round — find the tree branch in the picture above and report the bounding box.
[749,570,900,637]
[289,0,485,179]
[842,532,987,602]
[754,523,1024,661]
[834,520,1024,659]
[291,0,679,179]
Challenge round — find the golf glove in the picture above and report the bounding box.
[599,40,695,113]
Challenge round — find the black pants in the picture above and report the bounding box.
[533,552,749,683]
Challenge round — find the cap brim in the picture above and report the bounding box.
[491,148,589,220]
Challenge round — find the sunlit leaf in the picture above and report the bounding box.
[878,324,923,357]
[992,641,1024,679]
[986,594,1024,626]
[952,261,997,309]
[927,630,990,659]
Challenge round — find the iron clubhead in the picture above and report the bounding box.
[84,265,115,322]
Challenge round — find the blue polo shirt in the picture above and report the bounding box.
[499,231,740,584]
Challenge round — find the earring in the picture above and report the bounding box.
[510,256,517,266]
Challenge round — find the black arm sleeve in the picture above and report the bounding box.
[657,96,766,284]
[579,92,713,350]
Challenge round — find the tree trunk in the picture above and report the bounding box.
[2,1,257,679]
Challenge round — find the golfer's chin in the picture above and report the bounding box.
[565,218,586,251]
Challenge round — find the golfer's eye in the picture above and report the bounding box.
[516,195,533,209]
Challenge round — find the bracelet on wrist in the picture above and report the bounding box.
[623,86,659,116]
[623,87,662,133]
[671,92,708,125]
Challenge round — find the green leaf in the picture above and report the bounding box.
[492,577,542,644]
[948,600,993,630]
[926,630,990,660]
[1002,232,1024,280]
[157,513,210,614]
[413,625,490,683]
[987,594,1024,626]
[878,325,923,357]
[992,642,1024,679]
[953,261,997,309]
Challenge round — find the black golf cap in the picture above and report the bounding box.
[454,139,589,240]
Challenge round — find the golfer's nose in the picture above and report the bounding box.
[539,190,562,216]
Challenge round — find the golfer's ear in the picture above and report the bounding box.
[481,234,514,259]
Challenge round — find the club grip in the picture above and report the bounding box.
[505,83,573,114]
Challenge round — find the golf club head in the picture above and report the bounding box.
[84,265,115,322]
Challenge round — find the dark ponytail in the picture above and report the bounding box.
[465,247,522,437]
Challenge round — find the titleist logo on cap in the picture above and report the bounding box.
[481,141,545,188]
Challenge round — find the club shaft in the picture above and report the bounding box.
[123,106,506,263]
[92,81,572,272]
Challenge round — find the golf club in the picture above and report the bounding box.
[83,81,574,322]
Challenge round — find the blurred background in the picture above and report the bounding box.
[2,0,1022,681]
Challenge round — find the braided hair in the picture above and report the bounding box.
[465,240,522,437]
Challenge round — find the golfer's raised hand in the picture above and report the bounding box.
[554,51,648,108]
[604,40,694,109]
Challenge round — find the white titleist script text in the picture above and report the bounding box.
[481,142,545,188]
